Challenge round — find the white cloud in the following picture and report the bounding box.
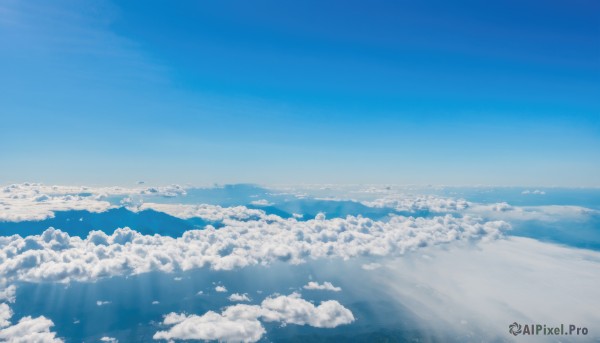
[303,281,341,292]
[362,192,598,223]
[154,310,264,342]
[0,183,194,222]
[0,303,62,343]
[250,199,273,207]
[228,293,251,302]
[140,185,186,198]
[522,189,546,195]
[258,292,354,328]
[215,285,227,293]
[361,262,381,270]
[137,203,268,222]
[0,213,508,285]
[361,237,600,340]
[96,301,111,306]
[0,303,11,328]
[0,285,16,303]
[467,203,599,222]
[153,293,354,342]
[0,185,113,222]
[363,195,470,213]
[100,337,118,343]
[152,301,160,305]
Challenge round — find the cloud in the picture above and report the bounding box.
[362,192,598,223]
[0,213,508,284]
[258,292,354,328]
[0,183,194,222]
[303,281,341,292]
[0,184,113,222]
[154,310,264,342]
[467,203,599,222]
[359,237,600,341]
[363,195,470,213]
[0,303,11,328]
[100,337,118,343]
[0,303,62,343]
[250,199,273,207]
[137,203,269,222]
[522,189,546,195]
[140,185,187,198]
[96,301,111,306]
[361,262,381,270]
[228,293,251,302]
[0,285,16,303]
[153,293,354,342]
[215,285,227,293]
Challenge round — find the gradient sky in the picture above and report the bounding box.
[1,0,599,186]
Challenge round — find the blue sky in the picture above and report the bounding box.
[0,0,598,186]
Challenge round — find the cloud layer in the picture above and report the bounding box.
[0,214,508,286]
[0,183,187,222]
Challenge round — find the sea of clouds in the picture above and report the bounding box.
[1,183,599,342]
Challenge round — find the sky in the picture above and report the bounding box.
[0,0,599,186]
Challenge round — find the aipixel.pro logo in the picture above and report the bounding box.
[509,322,588,336]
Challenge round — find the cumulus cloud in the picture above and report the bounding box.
[140,185,186,198]
[154,310,264,342]
[96,301,111,306]
[153,293,354,342]
[228,293,251,302]
[0,303,62,343]
[0,285,16,303]
[0,214,508,284]
[303,281,341,292]
[249,199,273,206]
[258,292,354,327]
[0,303,11,328]
[215,285,227,293]
[100,337,118,343]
